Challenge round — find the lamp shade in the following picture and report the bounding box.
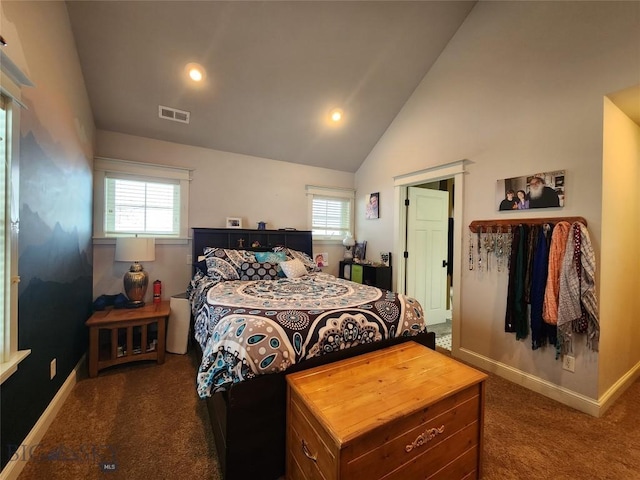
[115,237,156,262]
[342,234,355,248]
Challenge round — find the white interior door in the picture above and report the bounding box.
[406,187,449,326]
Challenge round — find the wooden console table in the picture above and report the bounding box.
[86,301,170,377]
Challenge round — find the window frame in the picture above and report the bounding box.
[93,157,191,242]
[0,50,33,384]
[306,185,355,243]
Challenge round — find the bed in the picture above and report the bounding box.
[189,227,436,480]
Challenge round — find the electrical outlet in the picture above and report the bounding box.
[562,355,575,373]
[50,358,57,379]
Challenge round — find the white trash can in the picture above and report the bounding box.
[167,293,190,354]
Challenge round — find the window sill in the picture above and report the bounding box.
[312,238,345,245]
[0,349,31,385]
[93,237,189,246]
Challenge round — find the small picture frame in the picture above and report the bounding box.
[314,252,328,268]
[380,252,391,267]
[353,241,367,261]
[226,217,242,229]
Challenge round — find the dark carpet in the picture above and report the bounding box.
[16,349,640,480]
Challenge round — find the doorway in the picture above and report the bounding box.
[393,161,465,353]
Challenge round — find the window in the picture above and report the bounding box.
[1,95,7,362]
[306,185,354,241]
[1,55,34,382]
[94,158,190,239]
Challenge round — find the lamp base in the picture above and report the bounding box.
[123,262,149,307]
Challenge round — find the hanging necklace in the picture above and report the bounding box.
[468,230,474,270]
[477,227,482,271]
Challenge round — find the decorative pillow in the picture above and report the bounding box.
[254,251,288,264]
[238,261,279,281]
[255,251,288,277]
[193,259,208,274]
[203,248,257,280]
[280,258,308,279]
[273,247,320,273]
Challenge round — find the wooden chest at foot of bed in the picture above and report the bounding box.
[285,341,488,480]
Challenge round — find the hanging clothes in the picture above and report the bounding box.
[530,225,555,349]
[542,221,571,325]
[557,222,599,356]
[523,225,539,304]
[505,224,529,339]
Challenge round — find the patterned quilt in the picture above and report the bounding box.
[189,271,426,398]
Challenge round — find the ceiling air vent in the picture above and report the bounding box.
[158,105,190,124]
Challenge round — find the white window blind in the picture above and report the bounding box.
[105,176,179,236]
[306,185,354,241]
[94,157,190,239]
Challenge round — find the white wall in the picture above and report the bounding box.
[93,130,354,301]
[355,0,639,405]
[599,98,640,397]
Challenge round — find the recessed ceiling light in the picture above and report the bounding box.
[185,62,205,83]
[189,68,202,82]
[330,108,343,122]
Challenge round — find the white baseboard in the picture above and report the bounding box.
[0,354,85,480]
[598,360,640,415]
[455,347,640,418]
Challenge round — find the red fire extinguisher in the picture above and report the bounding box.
[153,279,162,304]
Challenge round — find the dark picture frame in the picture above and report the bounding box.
[353,241,367,261]
[496,170,565,211]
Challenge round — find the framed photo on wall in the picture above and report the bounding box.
[496,170,565,211]
[365,192,379,219]
[314,252,328,268]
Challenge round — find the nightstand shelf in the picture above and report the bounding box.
[86,301,170,377]
[338,261,392,291]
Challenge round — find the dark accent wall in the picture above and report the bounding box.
[0,130,93,470]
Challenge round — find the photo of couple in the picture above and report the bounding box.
[497,171,565,211]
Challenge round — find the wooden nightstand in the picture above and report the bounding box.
[86,300,170,377]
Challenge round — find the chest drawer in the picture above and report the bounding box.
[286,342,487,480]
[344,384,481,479]
[288,393,337,480]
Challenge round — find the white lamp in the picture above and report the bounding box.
[342,233,355,260]
[115,237,155,307]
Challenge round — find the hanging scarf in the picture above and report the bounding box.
[505,225,528,339]
[530,225,554,350]
[543,221,571,325]
[523,225,539,304]
[557,222,599,356]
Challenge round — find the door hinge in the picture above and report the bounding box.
[405,198,410,206]
[404,251,409,259]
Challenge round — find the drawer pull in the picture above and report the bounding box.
[405,425,445,453]
[301,439,317,462]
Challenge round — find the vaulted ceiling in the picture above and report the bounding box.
[67,1,477,172]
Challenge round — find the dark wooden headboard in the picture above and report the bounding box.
[192,228,313,272]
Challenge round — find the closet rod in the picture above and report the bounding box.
[468,216,587,233]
